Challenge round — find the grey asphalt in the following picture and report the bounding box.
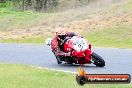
[0,43,132,75]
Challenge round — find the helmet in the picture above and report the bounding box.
[55,27,66,35]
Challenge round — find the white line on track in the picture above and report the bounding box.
[37,66,77,74]
[37,66,132,83]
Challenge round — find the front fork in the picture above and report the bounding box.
[88,44,94,63]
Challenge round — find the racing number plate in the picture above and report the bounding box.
[72,37,88,51]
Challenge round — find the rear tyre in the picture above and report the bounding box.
[91,52,105,67]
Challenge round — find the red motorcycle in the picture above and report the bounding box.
[45,36,105,67]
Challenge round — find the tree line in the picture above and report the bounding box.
[0,0,96,12]
[0,0,58,12]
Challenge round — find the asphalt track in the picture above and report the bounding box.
[0,43,132,75]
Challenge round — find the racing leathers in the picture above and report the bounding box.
[51,32,77,56]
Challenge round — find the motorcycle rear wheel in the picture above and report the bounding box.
[91,52,105,67]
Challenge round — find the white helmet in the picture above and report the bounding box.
[55,27,66,35]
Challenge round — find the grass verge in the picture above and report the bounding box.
[86,24,132,48]
[0,8,52,31]
[0,64,131,88]
[0,36,45,44]
[1,24,132,48]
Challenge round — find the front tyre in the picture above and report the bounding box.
[56,56,62,64]
[91,52,105,67]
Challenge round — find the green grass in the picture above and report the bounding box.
[110,0,132,13]
[86,24,132,48]
[0,8,52,31]
[0,64,131,88]
[0,32,52,44]
[0,37,44,44]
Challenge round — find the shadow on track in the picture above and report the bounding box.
[58,63,105,69]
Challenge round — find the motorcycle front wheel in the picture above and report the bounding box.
[56,56,62,64]
[91,52,105,67]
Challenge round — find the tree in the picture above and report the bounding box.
[0,0,6,3]
[0,0,58,12]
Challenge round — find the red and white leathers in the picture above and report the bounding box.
[51,32,77,56]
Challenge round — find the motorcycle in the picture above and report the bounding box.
[45,36,105,67]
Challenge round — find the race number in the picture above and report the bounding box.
[72,37,88,51]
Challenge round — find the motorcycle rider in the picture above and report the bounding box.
[51,27,77,56]
[51,27,92,64]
